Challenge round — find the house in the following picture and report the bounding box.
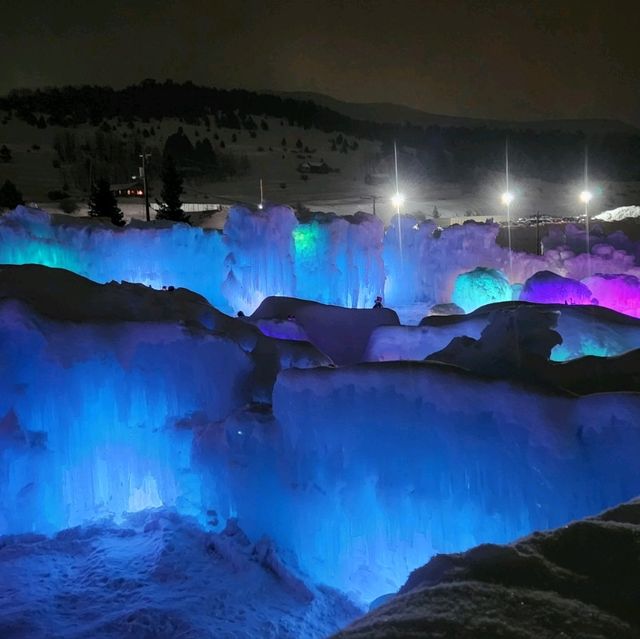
[111,181,144,198]
[298,160,331,174]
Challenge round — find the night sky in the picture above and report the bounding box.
[3,0,640,125]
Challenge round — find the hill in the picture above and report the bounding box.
[2,80,640,220]
[275,90,640,135]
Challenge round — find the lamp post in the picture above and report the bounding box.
[580,188,593,276]
[139,153,151,222]
[501,190,514,273]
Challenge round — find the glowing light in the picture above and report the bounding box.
[501,192,514,206]
[391,192,405,209]
[580,190,593,204]
[257,203,264,210]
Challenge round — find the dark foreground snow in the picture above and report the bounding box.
[334,499,640,639]
[0,509,360,639]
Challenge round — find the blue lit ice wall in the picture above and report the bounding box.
[0,302,253,533]
[267,365,640,601]
[293,213,385,307]
[2,206,640,317]
[2,293,640,603]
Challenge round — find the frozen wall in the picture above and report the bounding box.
[0,299,253,534]
[2,268,640,606]
[364,303,640,363]
[268,364,640,601]
[0,266,332,534]
[2,206,640,320]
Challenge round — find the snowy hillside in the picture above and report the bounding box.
[594,205,640,222]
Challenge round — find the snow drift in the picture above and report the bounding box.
[334,498,640,638]
[0,509,360,639]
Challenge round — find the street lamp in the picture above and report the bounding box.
[391,192,405,210]
[579,190,593,204]
[501,191,514,273]
[501,191,514,206]
[580,189,594,276]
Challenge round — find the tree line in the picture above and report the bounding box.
[2,79,640,181]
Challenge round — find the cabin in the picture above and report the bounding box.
[111,181,144,198]
[298,160,331,174]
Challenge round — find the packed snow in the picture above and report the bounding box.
[334,498,640,638]
[593,205,640,222]
[0,509,361,639]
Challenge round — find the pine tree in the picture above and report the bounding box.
[156,156,189,223]
[0,145,12,163]
[432,205,440,219]
[0,180,24,209]
[88,178,125,226]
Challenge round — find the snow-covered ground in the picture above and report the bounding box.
[0,509,361,639]
[2,110,640,223]
[334,498,640,638]
[594,205,640,222]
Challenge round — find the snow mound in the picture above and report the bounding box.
[334,498,640,638]
[0,509,361,639]
[593,205,640,222]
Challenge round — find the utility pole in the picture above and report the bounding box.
[259,177,264,209]
[371,195,377,217]
[139,153,151,222]
[535,211,542,256]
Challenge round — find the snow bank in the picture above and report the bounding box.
[594,205,640,222]
[335,499,640,638]
[0,509,361,639]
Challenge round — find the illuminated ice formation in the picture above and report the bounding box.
[364,302,640,363]
[2,206,640,318]
[2,266,640,606]
[0,265,329,534]
[520,270,594,305]
[270,364,640,600]
[451,267,513,313]
[583,273,640,319]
